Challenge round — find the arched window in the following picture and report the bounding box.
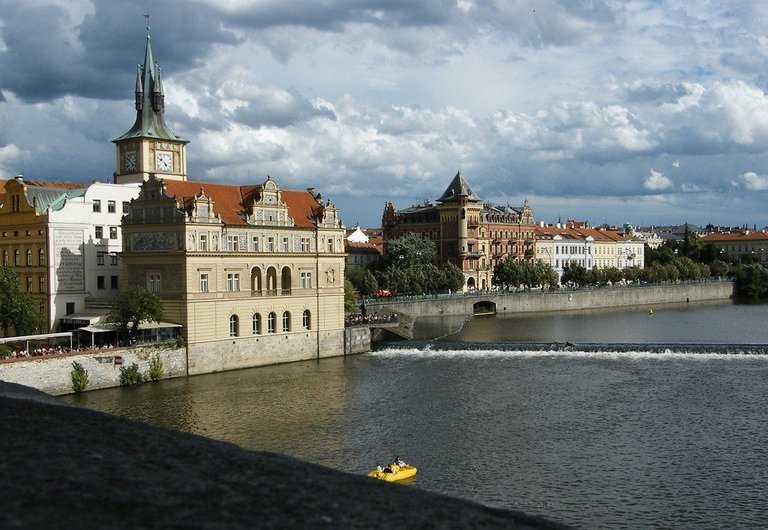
[281,266,291,294]
[267,312,276,333]
[251,267,262,293]
[302,310,311,330]
[14,249,20,266]
[252,313,261,335]
[26,249,32,266]
[38,248,45,266]
[266,267,277,293]
[282,311,291,332]
[229,315,239,337]
[2,250,8,266]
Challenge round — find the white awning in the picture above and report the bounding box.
[77,321,181,334]
[0,332,73,345]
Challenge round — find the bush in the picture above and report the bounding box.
[119,362,143,386]
[70,361,89,393]
[146,354,165,381]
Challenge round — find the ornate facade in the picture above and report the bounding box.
[117,32,346,371]
[382,171,536,290]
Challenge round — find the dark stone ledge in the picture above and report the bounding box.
[0,382,572,529]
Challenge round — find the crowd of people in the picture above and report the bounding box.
[344,312,398,327]
[0,343,116,361]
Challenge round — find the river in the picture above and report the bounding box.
[62,300,768,529]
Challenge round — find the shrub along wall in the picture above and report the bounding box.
[0,345,186,396]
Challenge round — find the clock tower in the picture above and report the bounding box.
[113,30,188,184]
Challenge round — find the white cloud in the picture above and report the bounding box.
[740,171,768,191]
[643,169,673,191]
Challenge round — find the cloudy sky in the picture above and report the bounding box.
[1,0,767,229]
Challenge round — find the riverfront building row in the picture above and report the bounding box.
[1,30,347,371]
[382,172,645,287]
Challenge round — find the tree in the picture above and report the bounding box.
[344,279,359,312]
[441,262,465,292]
[106,285,163,341]
[0,265,41,336]
[733,264,768,299]
[383,232,437,269]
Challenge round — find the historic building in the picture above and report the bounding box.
[382,171,536,290]
[0,177,140,336]
[534,223,645,280]
[116,32,346,372]
[344,226,382,271]
[700,230,768,265]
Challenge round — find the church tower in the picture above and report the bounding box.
[113,29,188,184]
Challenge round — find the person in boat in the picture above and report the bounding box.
[394,456,406,467]
[383,464,395,474]
[376,462,384,473]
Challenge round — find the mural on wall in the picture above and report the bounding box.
[54,229,84,291]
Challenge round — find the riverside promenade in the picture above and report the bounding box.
[362,280,734,338]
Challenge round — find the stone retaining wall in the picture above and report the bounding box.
[370,281,734,318]
[0,345,186,396]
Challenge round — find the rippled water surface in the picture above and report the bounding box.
[63,302,768,529]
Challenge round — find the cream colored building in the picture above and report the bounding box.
[116,31,346,373]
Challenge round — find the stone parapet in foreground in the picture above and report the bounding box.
[0,382,571,529]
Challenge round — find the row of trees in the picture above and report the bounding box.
[347,233,465,302]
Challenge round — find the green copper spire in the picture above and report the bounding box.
[113,31,187,144]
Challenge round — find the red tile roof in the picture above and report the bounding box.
[162,179,322,228]
[701,232,768,242]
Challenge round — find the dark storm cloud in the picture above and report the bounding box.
[0,0,238,103]
[222,0,455,31]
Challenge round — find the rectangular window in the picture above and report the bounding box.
[97,251,106,266]
[66,302,75,316]
[95,226,103,239]
[267,237,275,252]
[200,273,209,292]
[107,200,116,213]
[111,275,119,289]
[227,235,237,251]
[301,237,310,252]
[97,276,105,289]
[327,238,333,252]
[26,249,32,266]
[300,271,312,289]
[199,234,208,251]
[26,277,32,292]
[39,276,45,293]
[147,274,161,293]
[39,302,45,316]
[252,236,259,252]
[110,253,119,266]
[109,226,118,239]
[122,201,130,214]
[92,199,101,212]
[39,249,45,266]
[281,237,289,252]
[226,272,240,291]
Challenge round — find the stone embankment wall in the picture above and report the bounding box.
[371,281,734,319]
[0,345,186,396]
[345,326,371,354]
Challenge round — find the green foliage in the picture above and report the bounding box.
[146,354,165,381]
[561,262,590,287]
[119,363,144,386]
[107,285,163,341]
[733,264,768,299]
[174,335,185,349]
[70,361,89,393]
[0,265,42,336]
[494,258,558,290]
[383,233,438,269]
[709,259,730,278]
[441,262,466,292]
[344,279,359,312]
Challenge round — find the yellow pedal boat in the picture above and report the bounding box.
[367,464,417,482]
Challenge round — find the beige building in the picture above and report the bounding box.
[116,31,347,373]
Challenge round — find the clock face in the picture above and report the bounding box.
[125,153,137,171]
[156,152,172,171]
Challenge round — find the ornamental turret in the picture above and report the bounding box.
[113,28,188,184]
